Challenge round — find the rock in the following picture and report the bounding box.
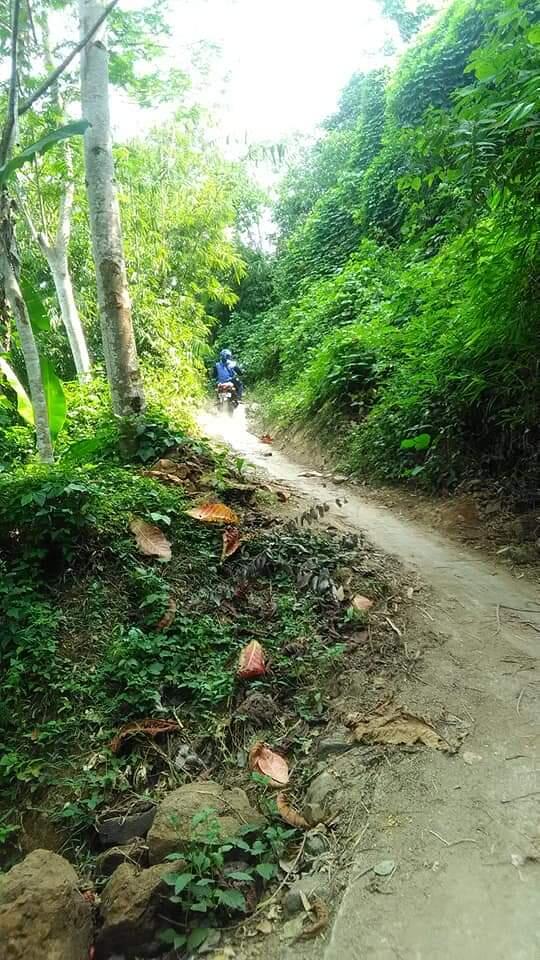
[317,728,354,757]
[0,849,92,960]
[96,800,156,847]
[96,861,177,959]
[235,691,278,724]
[305,771,339,809]
[95,838,149,877]
[304,802,327,826]
[147,781,265,864]
[373,859,396,877]
[283,872,331,916]
[305,832,330,857]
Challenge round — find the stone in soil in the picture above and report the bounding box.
[283,871,331,916]
[316,728,354,757]
[95,838,149,877]
[305,771,340,809]
[0,849,92,960]
[96,800,156,847]
[235,691,279,724]
[147,780,265,864]
[96,861,177,959]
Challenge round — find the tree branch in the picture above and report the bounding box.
[0,0,22,166]
[18,0,120,118]
[13,180,42,248]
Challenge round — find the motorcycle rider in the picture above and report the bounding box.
[214,348,244,400]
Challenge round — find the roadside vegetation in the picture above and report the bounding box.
[221,0,540,498]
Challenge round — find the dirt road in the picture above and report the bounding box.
[200,410,540,960]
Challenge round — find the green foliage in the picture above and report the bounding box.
[0,121,89,185]
[161,812,292,949]
[223,0,540,492]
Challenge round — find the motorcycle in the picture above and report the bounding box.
[216,381,238,416]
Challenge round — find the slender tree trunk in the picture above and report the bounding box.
[0,0,54,462]
[78,0,145,417]
[0,194,54,463]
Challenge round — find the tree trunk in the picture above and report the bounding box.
[46,243,92,382]
[78,0,145,417]
[0,195,54,463]
[42,177,92,381]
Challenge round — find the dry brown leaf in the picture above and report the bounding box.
[351,594,373,612]
[185,502,239,525]
[156,597,177,630]
[276,488,291,503]
[300,898,329,939]
[276,792,310,830]
[221,526,242,561]
[237,640,266,679]
[110,718,181,754]
[346,701,451,751]
[129,518,172,561]
[249,742,289,786]
[260,434,273,444]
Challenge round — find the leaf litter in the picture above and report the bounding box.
[129,518,172,560]
[346,700,453,751]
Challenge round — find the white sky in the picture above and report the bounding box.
[114,0,402,147]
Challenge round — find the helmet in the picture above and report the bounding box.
[220,349,232,362]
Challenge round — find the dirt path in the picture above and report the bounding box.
[200,411,540,960]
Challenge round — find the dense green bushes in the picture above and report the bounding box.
[223,0,540,491]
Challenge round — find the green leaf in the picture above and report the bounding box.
[173,873,194,895]
[216,888,247,911]
[401,433,431,452]
[0,357,34,426]
[20,280,50,332]
[255,862,276,881]
[0,121,90,185]
[190,901,209,913]
[159,928,187,948]
[187,928,211,950]
[226,870,253,882]
[61,437,103,464]
[40,357,67,443]
[527,25,540,44]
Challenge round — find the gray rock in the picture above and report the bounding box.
[96,800,156,847]
[147,780,265,864]
[0,849,92,960]
[283,872,331,916]
[305,771,340,809]
[305,832,330,857]
[95,838,148,877]
[303,802,326,827]
[96,861,177,959]
[373,859,396,877]
[317,729,354,758]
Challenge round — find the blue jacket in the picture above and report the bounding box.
[215,360,234,384]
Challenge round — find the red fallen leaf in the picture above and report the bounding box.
[109,718,181,754]
[237,640,266,679]
[260,434,273,445]
[129,518,172,561]
[222,526,242,562]
[89,948,96,960]
[351,594,374,613]
[82,890,96,904]
[185,502,239,524]
[156,597,177,630]
[249,742,289,787]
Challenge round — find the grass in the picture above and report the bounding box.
[0,413,393,869]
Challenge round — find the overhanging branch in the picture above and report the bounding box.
[18,0,120,118]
